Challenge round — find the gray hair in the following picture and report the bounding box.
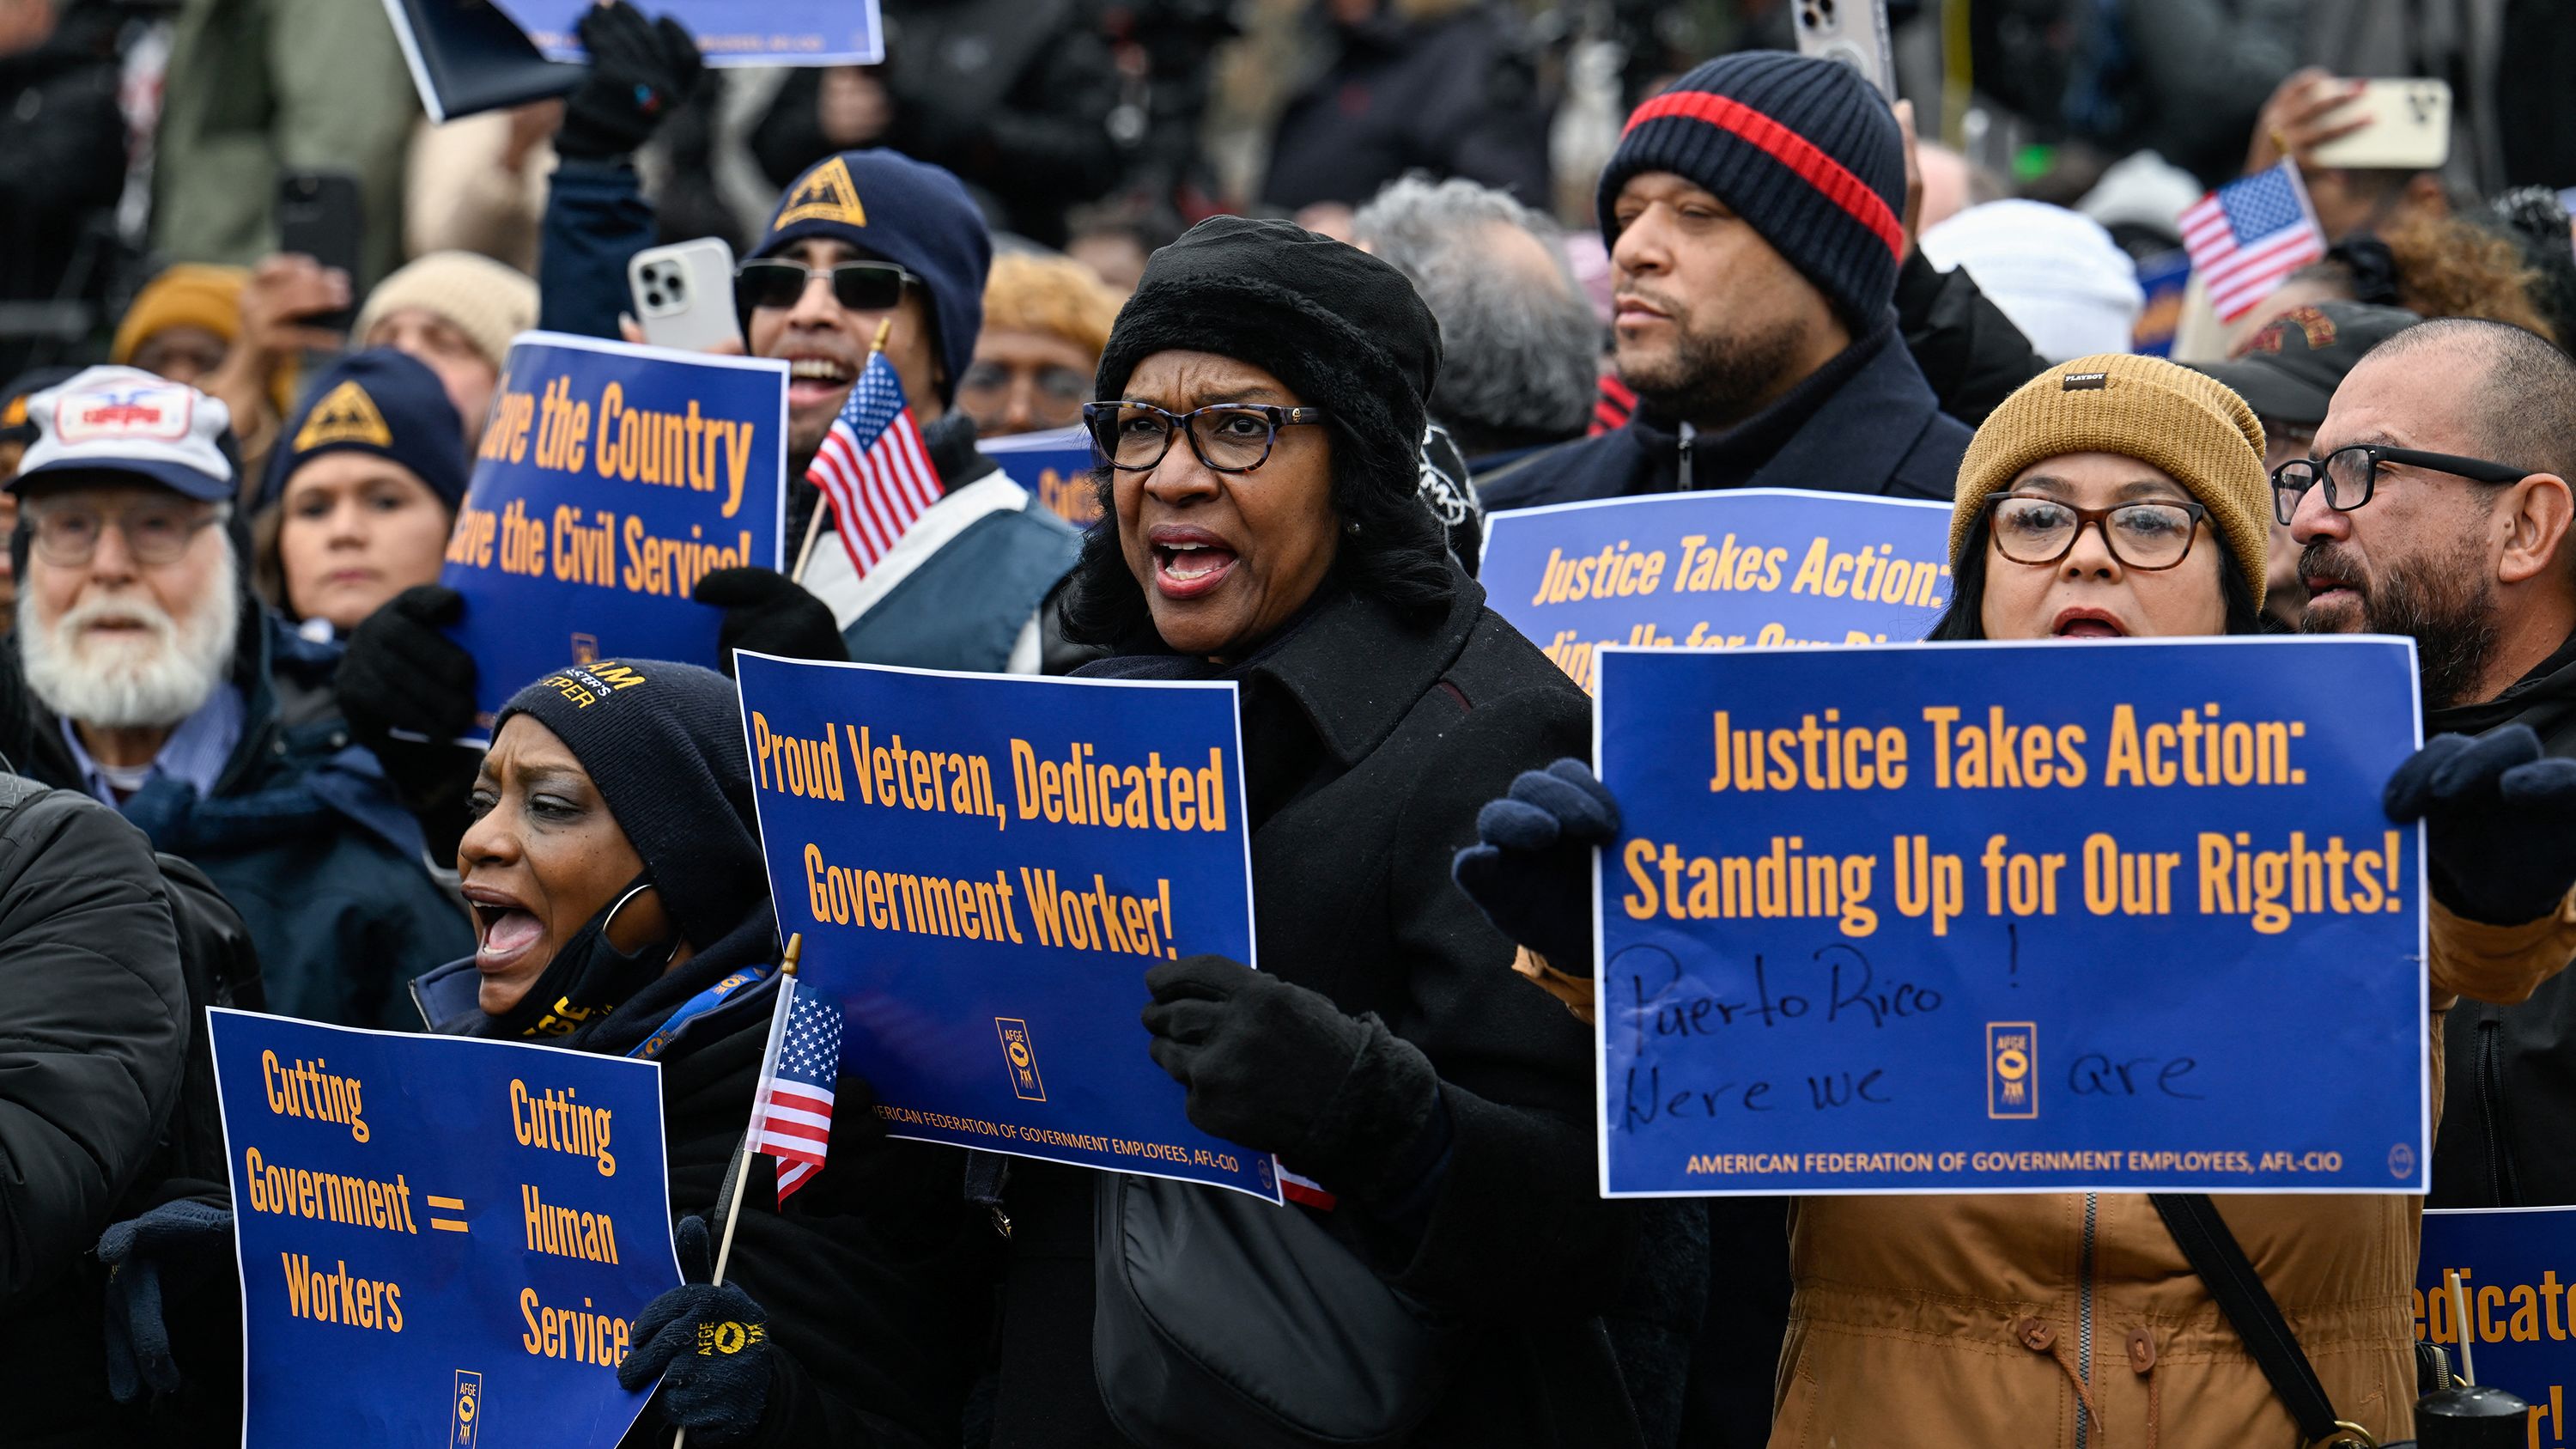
[1353,176,1601,459]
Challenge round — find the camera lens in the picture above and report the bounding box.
[645,290,664,307]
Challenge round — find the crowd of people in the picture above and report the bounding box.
[5,1,2576,1446]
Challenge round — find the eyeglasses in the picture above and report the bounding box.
[27,498,227,567]
[958,362,1092,429]
[1082,402,1326,473]
[732,259,919,316]
[2269,443,2530,526]
[1983,493,2209,570]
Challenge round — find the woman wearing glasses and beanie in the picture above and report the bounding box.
[1456,354,2576,1447]
[975,215,1656,1447]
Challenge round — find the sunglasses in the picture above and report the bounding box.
[732,259,919,316]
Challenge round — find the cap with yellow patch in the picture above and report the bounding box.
[750,149,993,405]
[1951,353,2273,608]
[260,349,469,512]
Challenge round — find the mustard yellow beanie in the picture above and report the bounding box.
[1950,353,2271,608]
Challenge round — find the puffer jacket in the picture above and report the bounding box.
[1770,898,2576,1449]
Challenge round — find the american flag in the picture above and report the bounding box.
[807,350,943,578]
[2178,161,2329,322]
[754,980,841,1202]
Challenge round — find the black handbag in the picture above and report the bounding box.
[1091,1170,1467,1449]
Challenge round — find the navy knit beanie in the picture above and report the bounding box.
[1599,51,1907,328]
[751,149,991,405]
[259,349,470,512]
[494,660,762,952]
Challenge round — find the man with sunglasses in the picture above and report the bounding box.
[2288,316,2576,1209]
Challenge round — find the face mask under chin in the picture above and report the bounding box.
[484,875,677,1039]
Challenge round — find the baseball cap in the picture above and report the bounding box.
[12,366,236,500]
[2188,302,2421,428]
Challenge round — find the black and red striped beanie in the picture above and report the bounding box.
[1599,51,1906,329]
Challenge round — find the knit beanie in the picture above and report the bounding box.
[112,264,248,366]
[259,350,471,511]
[1951,354,2272,607]
[1599,51,1905,328]
[352,251,540,374]
[494,660,762,952]
[984,251,1122,362]
[1095,216,1441,512]
[751,149,992,405]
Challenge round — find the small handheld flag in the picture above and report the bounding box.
[2178,161,2330,323]
[753,977,842,1203]
[805,332,943,581]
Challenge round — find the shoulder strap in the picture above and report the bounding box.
[2148,1193,2344,1443]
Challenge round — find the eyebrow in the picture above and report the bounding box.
[1120,387,1287,409]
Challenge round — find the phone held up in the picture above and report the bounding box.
[628,239,744,353]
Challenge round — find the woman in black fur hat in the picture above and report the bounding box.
[977,215,1659,1448]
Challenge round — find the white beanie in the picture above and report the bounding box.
[1919,199,2147,363]
[352,250,538,373]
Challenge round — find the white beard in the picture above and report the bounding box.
[21,547,240,730]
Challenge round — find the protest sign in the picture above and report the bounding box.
[2420,1208,2575,1422]
[1595,636,2427,1196]
[442,332,787,736]
[1480,490,1955,691]
[380,0,580,125]
[982,423,1102,528]
[210,1009,679,1447]
[489,0,884,66]
[733,653,1279,1201]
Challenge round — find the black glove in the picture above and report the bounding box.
[1451,758,1621,968]
[620,1215,774,1446]
[97,1200,234,1401]
[556,2,703,161]
[340,585,478,748]
[2386,725,2576,926]
[1141,955,1443,1203]
[692,567,848,677]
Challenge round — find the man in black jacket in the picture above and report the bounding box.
[1475,52,1972,514]
[2286,317,2576,1206]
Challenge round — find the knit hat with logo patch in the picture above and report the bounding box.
[1598,51,1906,329]
[751,149,992,404]
[1951,353,2272,607]
[259,349,470,511]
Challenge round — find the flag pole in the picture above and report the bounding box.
[670,934,801,1449]
[788,320,895,585]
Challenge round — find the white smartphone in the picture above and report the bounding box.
[628,238,742,352]
[2306,78,2452,172]
[1793,0,1896,103]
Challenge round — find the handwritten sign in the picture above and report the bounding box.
[1480,490,1955,691]
[734,653,1279,1201]
[983,423,1102,528]
[444,332,786,734]
[2419,1209,2573,1421]
[490,0,884,66]
[211,1009,679,1447]
[1595,637,2428,1196]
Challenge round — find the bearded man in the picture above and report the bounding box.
[7,368,471,1026]
[1476,51,1971,512]
[2288,317,2576,1208]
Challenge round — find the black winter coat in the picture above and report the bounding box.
[984,575,1644,1448]
[2430,631,2576,1207]
[418,935,987,1447]
[1261,3,1548,211]
[1472,323,1971,513]
[0,776,191,1445]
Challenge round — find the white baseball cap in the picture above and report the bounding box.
[14,365,235,501]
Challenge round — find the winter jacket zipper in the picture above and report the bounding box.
[1677,421,1695,491]
[2475,1014,2519,1203]
[2075,1192,2098,1448]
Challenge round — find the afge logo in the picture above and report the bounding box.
[1988,1023,2038,1119]
[995,1018,1046,1101]
[448,1369,482,1447]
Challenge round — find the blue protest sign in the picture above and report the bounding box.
[982,423,1102,529]
[490,0,883,65]
[1595,637,2427,1196]
[733,653,1278,1201]
[442,332,786,735]
[1479,490,1955,691]
[210,1008,679,1447]
[2420,1208,2576,1421]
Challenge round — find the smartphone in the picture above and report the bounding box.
[1793,0,1897,103]
[2306,78,2452,172]
[276,171,364,333]
[629,238,743,352]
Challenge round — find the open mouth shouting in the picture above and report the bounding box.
[2050,606,2128,639]
[1147,524,1239,600]
[465,883,544,975]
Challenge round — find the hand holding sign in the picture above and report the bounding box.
[2385,724,2576,926]
[620,1217,774,1444]
[1453,758,1623,971]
